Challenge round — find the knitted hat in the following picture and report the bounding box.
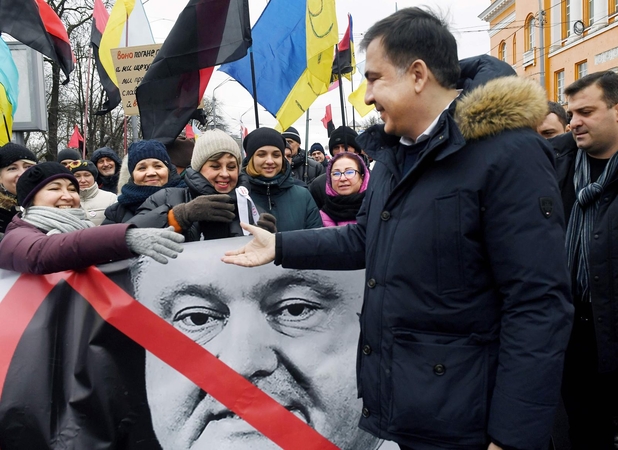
[243,127,286,161]
[166,136,194,169]
[68,159,98,178]
[127,140,171,174]
[191,129,241,170]
[281,126,301,145]
[328,126,361,156]
[90,147,122,168]
[57,148,82,163]
[309,142,325,155]
[17,162,79,207]
[0,143,37,169]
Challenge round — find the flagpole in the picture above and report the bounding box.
[350,76,356,131]
[304,109,310,183]
[249,47,260,129]
[83,46,92,158]
[335,45,347,128]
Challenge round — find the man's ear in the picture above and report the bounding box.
[408,59,429,94]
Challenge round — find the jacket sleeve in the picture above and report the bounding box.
[303,191,324,229]
[128,189,177,229]
[482,131,573,449]
[0,219,136,274]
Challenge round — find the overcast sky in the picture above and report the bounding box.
[143,0,491,147]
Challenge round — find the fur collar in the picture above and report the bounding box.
[455,76,547,141]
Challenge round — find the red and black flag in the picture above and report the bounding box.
[331,13,355,82]
[322,104,335,137]
[136,0,252,145]
[67,124,84,149]
[91,0,120,115]
[0,0,74,83]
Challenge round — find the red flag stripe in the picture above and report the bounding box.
[337,15,351,52]
[0,272,69,397]
[92,0,109,36]
[35,0,71,46]
[65,268,339,450]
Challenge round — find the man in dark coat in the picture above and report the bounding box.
[282,126,324,184]
[90,147,122,194]
[554,71,618,450]
[223,7,573,450]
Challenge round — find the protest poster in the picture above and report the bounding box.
[110,43,162,116]
[0,237,396,450]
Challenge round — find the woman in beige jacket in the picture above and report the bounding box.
[69,160,117,226]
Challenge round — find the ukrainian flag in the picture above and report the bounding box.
[0,39,18,145]
[220,0,337,131]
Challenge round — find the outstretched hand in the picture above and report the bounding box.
[221,223,275,267]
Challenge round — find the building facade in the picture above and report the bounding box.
[480,0,618,104]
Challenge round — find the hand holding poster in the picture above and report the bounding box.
[0,238,394,450]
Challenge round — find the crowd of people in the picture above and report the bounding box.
[0,5,617,450]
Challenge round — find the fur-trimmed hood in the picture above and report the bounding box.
[455,75,548,141]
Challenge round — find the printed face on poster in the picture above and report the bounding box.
[131,238,381,450]
[110,43,162,116]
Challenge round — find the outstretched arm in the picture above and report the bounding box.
[221,223,275,267]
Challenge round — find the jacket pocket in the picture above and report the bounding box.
[387,330,488,446]
[434,192,463,293]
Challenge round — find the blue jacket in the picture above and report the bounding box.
[275,74,573,449]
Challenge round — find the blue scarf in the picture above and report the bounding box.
[117,171,185,214]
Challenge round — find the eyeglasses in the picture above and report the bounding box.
[331,169,359,180]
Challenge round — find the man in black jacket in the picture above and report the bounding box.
[282,127,324,184]
[223,8,573,450]
[556,70,618,450]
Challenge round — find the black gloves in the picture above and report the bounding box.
[257,213,277,233]
[172,194,235,230]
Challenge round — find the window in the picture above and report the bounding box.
[576,61,588,79]
[555,70,565,104]
[563,0,571,38]
[613,0,618,14]
[526,15,535,51]
[586,0,595,25]
[512,35,517,65]
[499,41,507,62]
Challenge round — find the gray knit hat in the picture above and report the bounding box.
[190,129,241,170]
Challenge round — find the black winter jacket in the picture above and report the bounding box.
[553,131,618,373]
[129,168,250,241]
[275,75,573,449]
[291,150,324,184]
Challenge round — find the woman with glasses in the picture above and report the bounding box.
[243,127,322,231]
[321,152,370,227]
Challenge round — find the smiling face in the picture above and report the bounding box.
[132,158,169,187]
[567,83,618,159]
[364,38,419,139]
[32,178,80,208]
[199,154,239,194]
[133,239,378,450]
[0,160,36,195]
[330,156,363,196]
[252,146,283,179]
[96,156,116,176]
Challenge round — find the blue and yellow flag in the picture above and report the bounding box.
[220,0,337,131]
[0,39,18,145]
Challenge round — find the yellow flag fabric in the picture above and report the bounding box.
[348,78,374,117]
[99,0,154,87]
[274,0,338,131]
[0,84,12,146]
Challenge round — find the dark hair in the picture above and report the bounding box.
[359,7,460,89]
[564,71,618,108]
[547,101,568,127]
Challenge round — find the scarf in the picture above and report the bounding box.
[321,191,366,223]
[565,150,618,302]
[117,171,185,214]
[22,206,95,235]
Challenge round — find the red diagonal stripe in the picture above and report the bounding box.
[0,272,69,397]
[66,267,339,450]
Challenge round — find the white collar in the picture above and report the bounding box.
[400,90,462,146]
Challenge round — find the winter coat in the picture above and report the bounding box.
[78,183,118,226]
[291,150,324,184]
[0,190,18,235]
[246,163,322,232]
[130,168,250,241]
[553,131,618,373]
[275,74,573,449]
[0,216,134,274]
